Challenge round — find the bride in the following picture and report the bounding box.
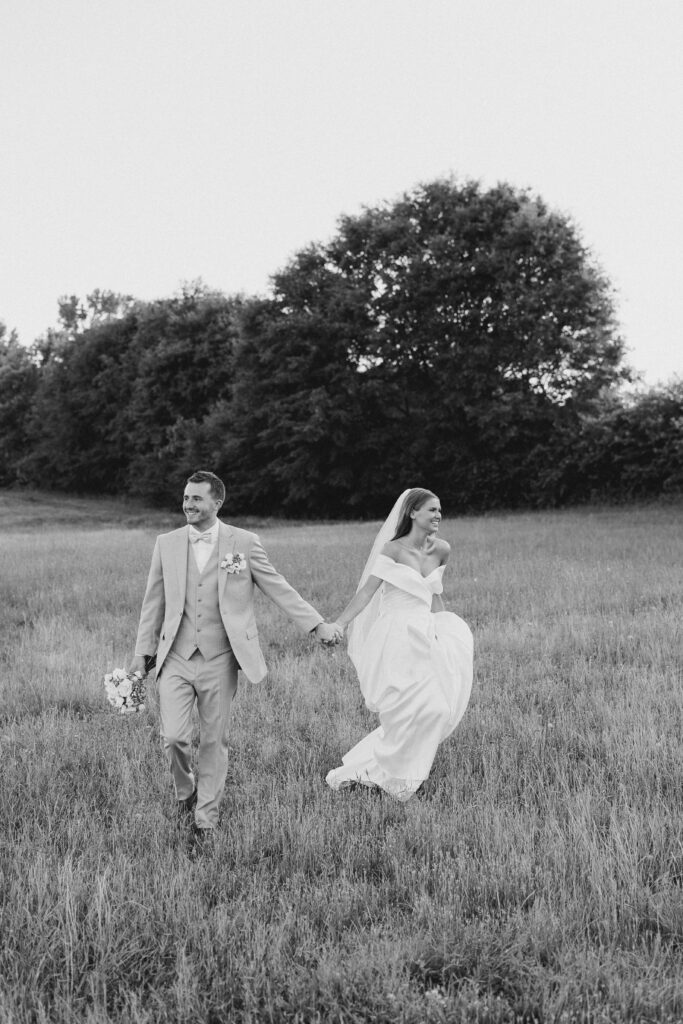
[326,488,473,801]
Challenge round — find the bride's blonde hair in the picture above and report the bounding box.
[391,488,437,541]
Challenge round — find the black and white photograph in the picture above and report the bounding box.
[1,2,681,1021]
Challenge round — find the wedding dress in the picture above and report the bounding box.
[326,495,473,801]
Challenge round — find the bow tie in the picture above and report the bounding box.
[189,531,214,544]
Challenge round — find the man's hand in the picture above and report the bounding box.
[128,654,149,678]
[314,622,342,646]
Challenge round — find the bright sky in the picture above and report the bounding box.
[1,0,681,385]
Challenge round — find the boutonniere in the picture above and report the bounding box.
[221,552,247,574]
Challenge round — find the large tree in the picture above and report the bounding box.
[17,285,239,501]
[187,288,368,515]
[4,179,632,514]
[219,178,628,513]
[18,316,141,493]
[542,382,683,502]
[123,285,240,505]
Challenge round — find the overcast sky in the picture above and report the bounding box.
[1,0,681,384]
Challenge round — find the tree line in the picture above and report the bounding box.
[1,179,681,516]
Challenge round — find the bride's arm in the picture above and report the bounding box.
[431,538,450,613]
[331,575,383,633]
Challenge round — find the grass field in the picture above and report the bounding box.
[1,492,682,1023]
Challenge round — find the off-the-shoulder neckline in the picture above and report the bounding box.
[375,553,445,580]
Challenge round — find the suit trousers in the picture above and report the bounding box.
[158,649,239,829]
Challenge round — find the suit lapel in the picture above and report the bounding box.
[176,527,189,602]
[218,521,235,600]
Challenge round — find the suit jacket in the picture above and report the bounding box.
[134,522,323,683]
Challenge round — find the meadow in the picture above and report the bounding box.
[0,492,681,1023]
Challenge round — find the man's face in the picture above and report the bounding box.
[183,482,222,531]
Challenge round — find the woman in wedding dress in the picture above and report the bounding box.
[326,488,473,801]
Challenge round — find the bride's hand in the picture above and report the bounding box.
[330,621,345,641]
[314,622,342,645]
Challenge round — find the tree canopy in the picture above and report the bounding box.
[3,177,677,515]
[194,178,629,513]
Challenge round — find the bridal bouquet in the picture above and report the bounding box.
[103,668,147,714]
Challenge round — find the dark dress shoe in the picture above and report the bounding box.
[177,788,198,820]
[190,825,217,855]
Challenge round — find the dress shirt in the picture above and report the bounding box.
[188,521,219,573]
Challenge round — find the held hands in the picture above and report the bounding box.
[314,621,344,646]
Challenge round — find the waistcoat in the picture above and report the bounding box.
[172,545,231,660]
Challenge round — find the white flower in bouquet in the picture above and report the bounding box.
[103,667,147,715]
[117,677,132,698]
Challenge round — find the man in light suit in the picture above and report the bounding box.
[130,470,340,835]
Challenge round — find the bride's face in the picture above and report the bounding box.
[413,495,442,534]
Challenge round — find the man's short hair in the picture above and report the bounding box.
[186,470,226,503]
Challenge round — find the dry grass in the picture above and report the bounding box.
[1,494,682,1023]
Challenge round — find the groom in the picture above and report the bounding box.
[130,469,340,834]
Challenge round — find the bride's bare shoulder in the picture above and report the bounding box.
[434,537,451,562]
[380,541,401,560]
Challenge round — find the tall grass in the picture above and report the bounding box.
[1,496,682,1023]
